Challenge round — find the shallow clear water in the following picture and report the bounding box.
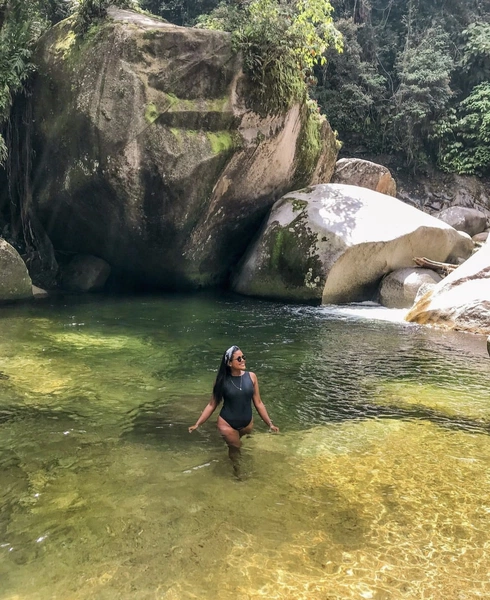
[1,292,490,599]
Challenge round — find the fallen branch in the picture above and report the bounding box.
[413,256,458,276]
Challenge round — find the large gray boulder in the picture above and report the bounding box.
[0,239,33,302]
[331,158,396,197]
[29,9,338,290]
[434,206,487,237]
[233,184,474,304]
[406,241,490,334]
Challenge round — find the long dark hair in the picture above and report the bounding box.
[212,345,239,403]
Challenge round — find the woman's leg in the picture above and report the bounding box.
[217,416,251,474]
[217,416,241,466]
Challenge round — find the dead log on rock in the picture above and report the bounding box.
[413,257,458,276]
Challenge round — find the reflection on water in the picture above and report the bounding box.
[1,292,490,599]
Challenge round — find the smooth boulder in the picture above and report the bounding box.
[233,184,474,304]
[406,241,490,334]
[434,206,487,237]
[379,268,442,309]
[0,239,33,302]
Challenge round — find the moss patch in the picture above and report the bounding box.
[54,30,76,58]
[206,131,235,155]
[145,103,159,124]
[293,102,324,188]
[266,212,324,294]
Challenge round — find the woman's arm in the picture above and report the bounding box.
[189,396,219,432]
[250,372,279,432]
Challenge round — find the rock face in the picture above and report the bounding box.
[397,171,490,217]
[233,184,474,304]
[0,239,33,302]
[434,206,487,237]
[406,241,490,334]
[331,158,396,197]
[30,9,338,290]
[378,268,442,309]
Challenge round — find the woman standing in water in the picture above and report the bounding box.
[189,345,279,472]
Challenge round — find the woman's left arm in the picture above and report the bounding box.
[250,372,279,432]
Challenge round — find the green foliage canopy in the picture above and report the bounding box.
[433,81,490,176]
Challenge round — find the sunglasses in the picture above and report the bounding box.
[234,355,246,362]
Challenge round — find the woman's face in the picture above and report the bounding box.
[229,349,246,371]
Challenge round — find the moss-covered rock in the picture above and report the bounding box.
[30,9,338,290]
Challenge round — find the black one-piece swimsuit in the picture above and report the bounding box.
[219,372,254,430]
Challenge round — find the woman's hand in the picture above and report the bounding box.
[269,424,279,433]
[188,425,198,433]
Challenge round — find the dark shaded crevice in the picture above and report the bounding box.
[7,92,58,288]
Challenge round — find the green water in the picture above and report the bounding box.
[1,292,490,599]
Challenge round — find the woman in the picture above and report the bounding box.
[189,345,279,472]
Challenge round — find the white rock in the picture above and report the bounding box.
[406,240,490,333]
[379,268,442,309]
[233,184,474,304]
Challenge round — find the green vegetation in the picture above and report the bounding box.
[144,102,159,124]
[0,0,51,164]
[432,82,490,176]
[314,0,490,172]
[198,0,342,117]
[206,131,235,155]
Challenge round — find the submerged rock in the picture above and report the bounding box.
[30,9,338,290]
[0,239,32,302]
[233,184,474,304]
[406,240,490,334]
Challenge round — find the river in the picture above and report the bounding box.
[1,292,489,599]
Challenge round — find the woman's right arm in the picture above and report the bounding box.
[189,396,218,432]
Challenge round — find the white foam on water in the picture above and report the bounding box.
[320,302,410,324]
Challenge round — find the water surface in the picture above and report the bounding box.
[1,293,489,599]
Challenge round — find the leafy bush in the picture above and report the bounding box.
[0,0,49,163]
[314,18,386,149]
[199,0,342,116]
[459,22,490,89]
